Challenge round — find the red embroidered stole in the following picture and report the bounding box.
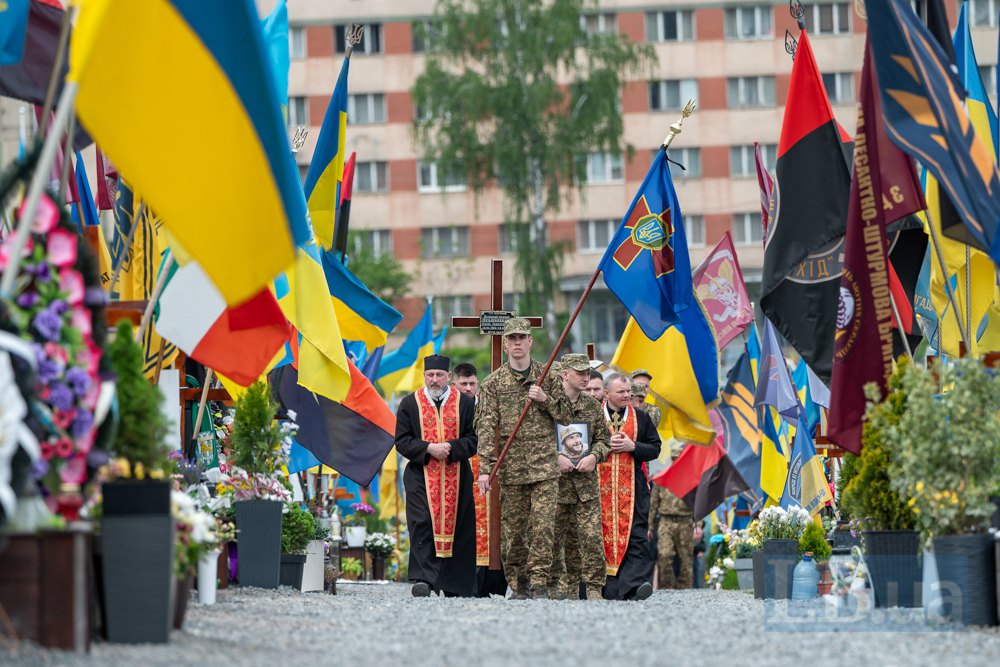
[469,454,489,566]
[598,403,637,576]
[415,389,461,558]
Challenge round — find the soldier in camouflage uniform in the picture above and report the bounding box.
[631,369,662,428]
[649,447,694,589]
[546,354,611,601]
[476,318,573,599]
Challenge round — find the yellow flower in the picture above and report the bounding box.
[915,480,924,493]
[134,463,145,480]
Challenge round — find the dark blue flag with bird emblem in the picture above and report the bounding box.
[866,0,1000,262]
[598,150,693,340]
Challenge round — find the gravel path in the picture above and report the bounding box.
[3,583,999,667]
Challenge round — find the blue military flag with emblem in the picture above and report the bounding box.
[598,150,693,341]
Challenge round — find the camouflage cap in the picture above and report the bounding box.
[503,317,531,336]
[561,427,582,443]
[559,353,590,372]
[550,361,563,374]
[630,383,648,397]
[631,368,653,381]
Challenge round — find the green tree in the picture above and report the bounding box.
[412,0,652,342]
[345,232,413,307]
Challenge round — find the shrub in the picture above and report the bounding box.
[281,503,316,555]
[798,521,832,561]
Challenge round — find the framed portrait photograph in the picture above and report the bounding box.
[556,423,591,464]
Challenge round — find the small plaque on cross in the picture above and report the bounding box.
[478,310,515,336]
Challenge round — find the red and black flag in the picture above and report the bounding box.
[759,30,851,385]
[651,442,749,523]
[827,39,925,454]
[270,361,395,487]
[332,151,356,258]
[0,0,90,150]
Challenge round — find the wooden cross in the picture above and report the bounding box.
[586,343,596,362]
[450,258,543,569]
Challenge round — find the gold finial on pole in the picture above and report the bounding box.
[345,23,365,58]
[660,99,696,151]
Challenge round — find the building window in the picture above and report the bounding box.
[288,96,308,127]
[289,27,307,59]
[979,64,997,96]
[355,161,389,193]
[972,0,998,27]
[806,2,851,34]
[649,79,698,112]
[732,212,763,246]
[685,215,705,248]
[730,144,777,178]
[417,161,466,192]
[723,6,773,40]
[667,147,701,179]
[645,10,695,42]
[580,13,617,35]
[587,296,630,349]
[502,293,523,312]
[498,224,521,254]
[413,19,444,53]
[352,229,393,257]
[822,72,855,104]
[336,24,382,54]
[347,93,386,124]
[577,219,617,253]
[433,295,473,328]
[422,227,470,259]
[585,153,623,183]
[727,76,775,108]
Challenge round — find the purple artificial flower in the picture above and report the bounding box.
[49,299,68,315]
[48,381,74,411]
[16,292,39,308]
[64,366,91,396]
[37,358,61,384]
[32,458,49,480]
[70,410,93,438]
[32,307,62,341]
[30,260,51,282]
[84,287,108,307]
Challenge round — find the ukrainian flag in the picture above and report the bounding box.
[69,1,308,307]
[321,251,402,352]
[378,303,444,396]
[758,405,788,502]
[303,54,350,251]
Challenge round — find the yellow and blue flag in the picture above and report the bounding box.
[69,0,309,307]
[303,54,350,251]
[746,321,762,383]
[954,3,997,159]
[780,413,832,515]
[715,350,763,509]
[599,150,693,341]
[321,252,403,352]
[792,358,827,435]
[758,405,788,502]
[867,0,1000,261]
[0,0,29,66]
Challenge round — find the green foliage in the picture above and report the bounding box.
[341,557,363,579]
[230,380,284,476]
[107,320,170,470]
[412,0,653,338]
[722,568,740,590]
[880,358,1000,539]
[734,540,759,558]
[345,232,412,307]
[836,452,860,516]
[798,521,832,562]
[440,343,492,376]
[281,503,316,555]
[842,360,917,531]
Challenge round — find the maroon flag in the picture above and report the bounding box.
[95,146,119,211]
[754,141,774,247]
[827,39,924,454]
[693,232,754,349]
[651,441,749,522]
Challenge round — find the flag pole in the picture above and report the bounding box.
[0,82,79,297]
[486,102,697,490]
[889,293,914,358]
[192,368,215,450]
[38,4,76,138]
[106,200,147,298]
[925,213,972,351]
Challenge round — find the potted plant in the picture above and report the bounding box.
[731,528,759,593]
[756,505,811,600]
[843,360,921,608]
[343,502,374,548]
[100,320,174,644]
[881,358,1000,626]
[198,518,236,606]
[365,532,396,580]
[799,521,833,595]
[341,557,364,581]
[228,380,294,589]
[280,502,315,590]
[301,523,329,592]
[171,490,219,628]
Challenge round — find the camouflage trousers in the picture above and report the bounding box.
[499,478,558,592]
[656,516,693,590]
[547,497,606,596]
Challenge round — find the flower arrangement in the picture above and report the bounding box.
[214,463,291,505]
[344,502,375,527]
[877,358,1000,539]
[757,505,812,541]
[2,195,105,494]
[173,490,218,577]
[365,532,396,558]
[731,528,760,558]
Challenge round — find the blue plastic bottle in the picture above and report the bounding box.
[791,553,819,600]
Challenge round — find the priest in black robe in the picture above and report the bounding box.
[599,373,661,601]
[395,354,478,597]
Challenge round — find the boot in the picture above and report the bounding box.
[586,589,605,601]
[411,582,432,597]
[529,586,549,600]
